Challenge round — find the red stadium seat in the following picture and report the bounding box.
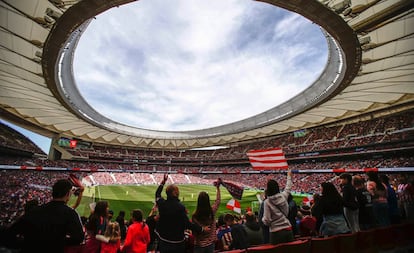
[310,235,338,253]
[247,244,278,253]
[223,249,247,253]
[391,223,406,248]
[400,222,414,244]
[390,222,414,251]
[273,239,311,253]
[356,229,377,253]
[336,233,357,253]
[374,226,396,251]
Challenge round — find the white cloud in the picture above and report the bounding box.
[73,0,327,131]
[273,13,306,39]
[174,0,246,54]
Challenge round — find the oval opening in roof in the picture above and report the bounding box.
[73,0,327,132]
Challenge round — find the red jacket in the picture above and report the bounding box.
[122,221,150,253]
[100,240,120,253]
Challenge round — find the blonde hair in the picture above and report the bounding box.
[104,221,121,241]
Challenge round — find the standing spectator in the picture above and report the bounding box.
[107,210,114,222]
[312,182,350,236]
[258,192,269,243]
[243,211,263,246]
[216,214,232,251]
[380,174,401,224]
[65,175,86,253]
[96,221,121,253]
[397,174,409,220]
[262,169,294,244]
[352,175,375,230]
[85,201,110,253]
[398,175,414,221]
[155,174,205,253]
[115,210,127,242]
[192,179,221,253]
[311,193,322,233]
[338,173,360,233]
[5,179,84,253]
[146,204,159,252]
[298,205,317,237]
[222,213,249,250]
[3,199,40,250]
[121,209,150,253]
[366,172,389,227]
[287,193,298,235]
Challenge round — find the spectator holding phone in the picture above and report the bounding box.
[5,179,84,253]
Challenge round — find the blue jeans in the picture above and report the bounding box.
[320,214,350,236]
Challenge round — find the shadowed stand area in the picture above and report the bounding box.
[217,222,414,253]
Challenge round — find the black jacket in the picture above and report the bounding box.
[341,183,359,210]
[155,184,201,241]
[6,200,84,253]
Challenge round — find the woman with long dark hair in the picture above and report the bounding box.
[115,210,127,242]
[191,179,221,253]
[366,171,390,227]
[262,170,294,244]
[85,201,109,253]
[311,182,350,236]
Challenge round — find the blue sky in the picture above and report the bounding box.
[2,0,327,153]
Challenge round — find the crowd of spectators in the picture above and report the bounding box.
[0,167,411,228]
[2,170,413,252]
[1,110,413,175]
[0,108,413,232]
[1,155,413,174]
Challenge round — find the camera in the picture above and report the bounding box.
[71,186,81,196]
[68,173,82,196]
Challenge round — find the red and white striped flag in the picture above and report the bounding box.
[302,195,314,206]
[226,199,241,213]
[246,147,288,170]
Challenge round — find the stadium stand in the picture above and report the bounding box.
[7,107,407,173]
[1,109,413,228]
[0,122,45,157]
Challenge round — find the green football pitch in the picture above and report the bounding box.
[70,184,304,221]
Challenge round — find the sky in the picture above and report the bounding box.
[2,0,328,154]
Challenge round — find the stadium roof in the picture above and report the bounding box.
[1,0,413,149]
